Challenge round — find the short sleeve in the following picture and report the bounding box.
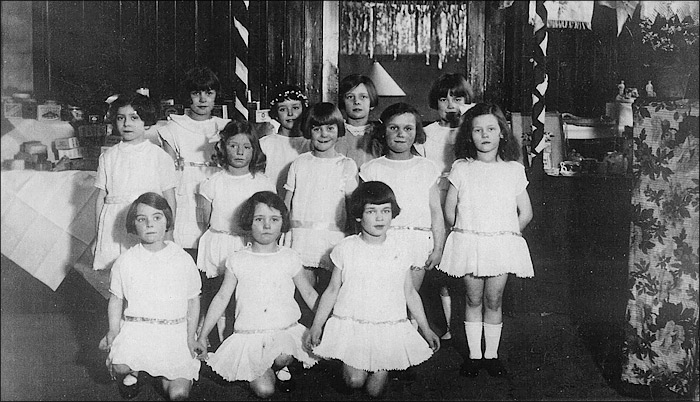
[329,240,346,271]
[156,147,178,191]
[198,174,216,201]
[447,160,465,189]
[108,255,125,299]
[342,158,359,196]
[358,160,375,183]
[283,157,299,193]
[94,152,108,190]
[513,162,529,196]
[286,248,304,277]
[185,254,202,298]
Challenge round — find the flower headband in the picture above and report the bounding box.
[269,89,309,108]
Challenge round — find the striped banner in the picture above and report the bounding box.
[530,0,547,162]
[232,1,250,120]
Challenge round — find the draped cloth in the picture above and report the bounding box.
[528,1,594,30]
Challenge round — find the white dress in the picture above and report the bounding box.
[312,234,434,372]
[259,133,310,195]
[107,241,202,381]
[437,159,534,278]
[196,171,275,278]
[416,122,459,195]
[359,156,441,267]
[157,114,231,249]
[284,152,358,269]
[205,246,318,382]
[93,140,178,271]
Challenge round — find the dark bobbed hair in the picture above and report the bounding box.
[215,119,267,175]
[338,74,379,110]
[455,102,521,162]
[349,181,401,221]
[106,92,158,127]
[268,85,309,120]
[126,192,174,235]
[376,102,426,155]
[428,73,475,110]
[181,66,221,103]
[302,102,346,140]
[238,191,291,233]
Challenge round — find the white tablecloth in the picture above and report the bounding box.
[1,170,99,290]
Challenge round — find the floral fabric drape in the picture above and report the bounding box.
[622,99,699,398]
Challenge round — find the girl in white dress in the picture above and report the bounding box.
[359,103,446,328]
[196,191,319,399]
[259,85,311,195]
[436,103,533,378]
[99,192,202,401]
[284,102,359,291]
[417,73,474,340]
[196,120,275,346]
[93,92,177,271]
[306,181,440,399]
[158,66,231,253]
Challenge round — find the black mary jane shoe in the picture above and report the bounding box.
[459,358,482,377]
[483,358,507,377]
[117,372,142,399]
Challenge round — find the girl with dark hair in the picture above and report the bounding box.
[196,191,319,398]
[306,181,439,399]
[157,66,231,255]
[195,119,275,346]
[93,92,177,271]
[100,192,202,401]
[436,102,533,378]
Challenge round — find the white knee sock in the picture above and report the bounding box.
[217,315,226,342]
[440,295,452,329]
[483,322,503,359]
[464,321,483,359]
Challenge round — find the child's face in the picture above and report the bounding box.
[251,203,283,246]
[189,89,217,117]
[342,83,372,122]
[133,203,167,245]
[358,202,393,241]
[275,99,304,131]
[437,90,466,124]
[310,123,339,154]
[385,113,417,155]
[225,133,253,170]
[470,114,502,154]
[115,105,146,143]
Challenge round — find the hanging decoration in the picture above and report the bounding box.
[528,1,594,30]
[339,1,469,69]
[530,0,548,165]
[232,1,249,121]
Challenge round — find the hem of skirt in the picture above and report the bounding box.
[312,353,430,373]
[435,267,534,279]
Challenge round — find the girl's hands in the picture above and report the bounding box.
[98,331,119,351]
[424,248,443,271]
[193,338,209,360]
[420,327,441,352]
[304,325,322,352]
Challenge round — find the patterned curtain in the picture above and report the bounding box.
[622,99,699,399]
[340,1,469,68]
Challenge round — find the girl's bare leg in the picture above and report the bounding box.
[161,378,193,401]
[249,369,276,399]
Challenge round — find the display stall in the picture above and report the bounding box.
[621,99,699,398]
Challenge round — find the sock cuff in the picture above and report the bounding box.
[483,322,503,329]
[464,321,483,329]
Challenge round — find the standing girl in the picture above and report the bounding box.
[158,66,231,256]
[196,120,275,345]
[436,102,533,378]
[335,74,382,168]
[196,191,319,399]
[418,72,475,340]
[306,181,440,399]
[259,85,311,195]
[99,192,202,401]
[359,103,446,328]
[93,92,178,271]
[284,102,358,291]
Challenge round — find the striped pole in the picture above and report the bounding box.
[531,0,548,164]
[232,1,250,120]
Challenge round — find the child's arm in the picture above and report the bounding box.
[293,271,319,312]
[305,265,342,349]
[98,293,124,351]
[443,183,458,228]
[197,269,238,348]
[95,189,106,233]
[198,194,212,232]
[425,182,446,270]
[187,295,201,357]
[516,188,534,232]
[404,272,440,352]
